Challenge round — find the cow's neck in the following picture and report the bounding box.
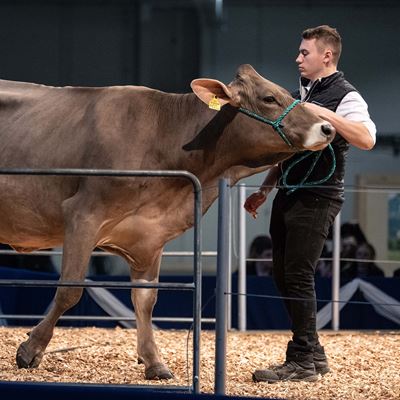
[165,94,251,179]
[172,94,290,182]
[158,93,286,212]
[131,92,293,237]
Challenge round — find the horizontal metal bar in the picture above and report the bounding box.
[0,280,195,290]
[163,251,217,257]
[153,317,215,323]
[0,380,193,393]
[241,183,400,193]
[0,315,216,323]
[3,250,399,264]
[243,256,400,265]
[0,168,198,179]
[0,250,217,257]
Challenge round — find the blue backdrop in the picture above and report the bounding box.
[0,266,399,330]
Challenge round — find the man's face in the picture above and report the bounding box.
[296,38,327,82]
[341,235,358,257]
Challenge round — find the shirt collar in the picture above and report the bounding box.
[298,71,343,101]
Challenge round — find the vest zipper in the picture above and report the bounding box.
[280,78,322,178]
[303,78,321,103]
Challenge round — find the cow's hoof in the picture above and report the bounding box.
[145,362,174,380]
[16,341,44,369]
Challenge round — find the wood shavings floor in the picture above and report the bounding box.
[0,327,399,400]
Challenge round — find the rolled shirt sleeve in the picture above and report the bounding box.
[336,91,377,144]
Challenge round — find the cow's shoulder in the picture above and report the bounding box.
[0,78,51,93]
[90,85,170,117]
[0,79,54,108]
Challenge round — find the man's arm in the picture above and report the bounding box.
[258,165,280,194]
[304,91,376,150]
[244,165,280,219]
[304,103,374,149]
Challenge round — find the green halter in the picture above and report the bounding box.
[239,99,300,148]
[237,99,336,193]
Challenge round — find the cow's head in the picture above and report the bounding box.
[191,64,335,153]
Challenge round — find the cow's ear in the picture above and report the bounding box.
[191,79,235,108]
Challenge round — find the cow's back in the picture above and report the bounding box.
[0,80,202,250]
[0,80,162,247]
[1,80,145,167]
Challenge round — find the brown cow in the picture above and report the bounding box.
[0,64,334,379]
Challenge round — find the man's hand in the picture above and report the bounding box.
[303,102,333,120]
[244,190,267,219]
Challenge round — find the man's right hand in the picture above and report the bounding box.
[244,190,267,219]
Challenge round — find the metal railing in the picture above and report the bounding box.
[235,183,400,331]
[0,167,203,394]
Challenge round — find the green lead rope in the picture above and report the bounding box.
[237,99,336,194]
[280,143,336,194]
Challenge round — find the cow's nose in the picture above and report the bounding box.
[321,123,334,137]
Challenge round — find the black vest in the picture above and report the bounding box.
[280,71,356,201]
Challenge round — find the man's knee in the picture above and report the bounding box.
[284,272,315,295]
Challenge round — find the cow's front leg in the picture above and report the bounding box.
[16,198,101,369]
[131,252,173,380]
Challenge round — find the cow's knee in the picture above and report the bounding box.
[54,287,84,311]
[132,287,158,317]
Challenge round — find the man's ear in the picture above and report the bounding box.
[191,78,236,107]
[323,49,333,64]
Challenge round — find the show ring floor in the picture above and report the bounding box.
[0,327,399,400]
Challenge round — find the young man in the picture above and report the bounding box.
[244,25,376,383]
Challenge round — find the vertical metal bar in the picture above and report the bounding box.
[215,0,223,22]
[215,178,229,395]
[192,178,202,394]
[227,185,232,330]
[238,184,247,331]
[332,211,341,331]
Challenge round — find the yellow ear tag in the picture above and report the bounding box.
[208,95,221,111]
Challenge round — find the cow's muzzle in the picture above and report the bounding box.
[321,123,335,137]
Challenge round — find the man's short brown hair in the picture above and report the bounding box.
[302,25,342,65]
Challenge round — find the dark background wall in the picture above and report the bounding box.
[0,0,398,131]
[1,0,398,138]
[0,0,200,92]
[0,0,399,272]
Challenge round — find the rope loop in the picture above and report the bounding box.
[281,143,336,194]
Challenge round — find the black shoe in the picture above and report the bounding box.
[314,351,330,375]
[252,361,318,383]
[268,358,330,376]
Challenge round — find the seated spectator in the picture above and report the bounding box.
[340,222,367,280]
[353,242,384,277]
[341,241,384,280]
[316,244,332,278]
[340,233,359,280]
[247,235,273,276]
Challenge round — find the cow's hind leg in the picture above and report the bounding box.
[16,200,100,369]
[130,251,173,380]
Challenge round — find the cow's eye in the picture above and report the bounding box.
[263,96,276,103]
[236,74,244,83]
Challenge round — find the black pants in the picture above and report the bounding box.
[270,189,341,362]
